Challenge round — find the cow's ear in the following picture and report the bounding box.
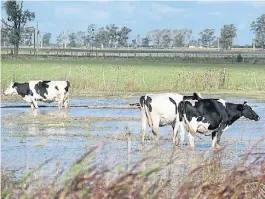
[12,83,18,88]
[237,104,244,111]
[194,92,202,100]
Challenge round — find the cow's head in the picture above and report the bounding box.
[183,92,203,101]
[238,101,260,121]
[4,82,18,96]
[192,92,203,100]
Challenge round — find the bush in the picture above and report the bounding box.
[236,54,243,62]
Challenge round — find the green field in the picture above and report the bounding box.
[1,59,265,99]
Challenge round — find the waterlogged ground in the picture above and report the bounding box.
[1,95,265,182]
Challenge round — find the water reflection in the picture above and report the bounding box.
[27,122,66,136]
[33,109,70,118]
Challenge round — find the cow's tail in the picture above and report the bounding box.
[139,95,153,127]
[143,96,153,127]
[178,101,185,122]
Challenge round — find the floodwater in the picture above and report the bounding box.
[1,95,265,179]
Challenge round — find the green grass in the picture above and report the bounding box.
[1,59,265,98]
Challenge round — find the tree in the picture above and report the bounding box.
[68,33,76,47]
[211,38,218,48]
[94,27,109,48]
[172,30,185,47]
[1,0,35,54]
[56,34,64,47]
[117,26,131,47]
[19,27,33,46]
[251,14,265,49]
[87,24,96,47]
[136,34,141,47]
[142,37,150,48]
[148,29,163,48]
[199,28,215,48]
[184,29,193,46]
[131,39,137,48]
[106,24,118,48]
[42,33,51,46]
[188,38,199,46]
[75,31,86,47]
[162,34,171,48]
[1,27,10,46]
[220,24,237,50]
[160,29,171,48]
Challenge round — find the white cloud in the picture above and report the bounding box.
[245,1,265,8]
[54,5,110,20]
[237,24,247,30]
[207,11,221,16]
[55,6,82,16]
[151,3,186,14]
[147,11,163,21]
[118,3,136,15]
[145,3,187,21]
[196,1,222,5]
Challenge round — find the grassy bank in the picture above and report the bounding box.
[1,59,265,99]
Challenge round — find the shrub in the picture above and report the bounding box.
[236,54,243,62]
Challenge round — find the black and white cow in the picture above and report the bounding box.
[178,99,260,149]
[4,80,70,110]
[139,92,203,145]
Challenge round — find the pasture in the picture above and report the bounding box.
[1,59,265,99]
[1,59,265,198]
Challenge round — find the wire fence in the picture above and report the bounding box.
[1,47,265,64]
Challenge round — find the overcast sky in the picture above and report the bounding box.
[2,1,265,45]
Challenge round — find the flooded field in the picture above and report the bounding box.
[1,95,265,183]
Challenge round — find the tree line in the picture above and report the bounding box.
[1,0,265,55]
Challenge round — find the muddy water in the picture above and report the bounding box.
[1,96,265,178]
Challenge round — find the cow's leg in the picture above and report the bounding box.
[140,107,148,145]
[178,121,186,148]
[172,114,180,145]
[31,99,38,110]
[172,122,175,143]
[151,117,160,144]
[211,131,217,149]
[212,124,225,149]
[216,130,223,149]
[188,132,195,150]
[30,103,35,110]
[57,95,64,110]
[172,120,180,145]
[63,93,70,109]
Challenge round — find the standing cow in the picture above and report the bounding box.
[4,80,70,110]
[178,99,260,149]
[139,92,203,145]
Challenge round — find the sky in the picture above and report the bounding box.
[2,1,265,45]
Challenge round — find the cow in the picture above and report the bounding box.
[139,92,203,145]
[178,99,260,150]
[4,80,70,110]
